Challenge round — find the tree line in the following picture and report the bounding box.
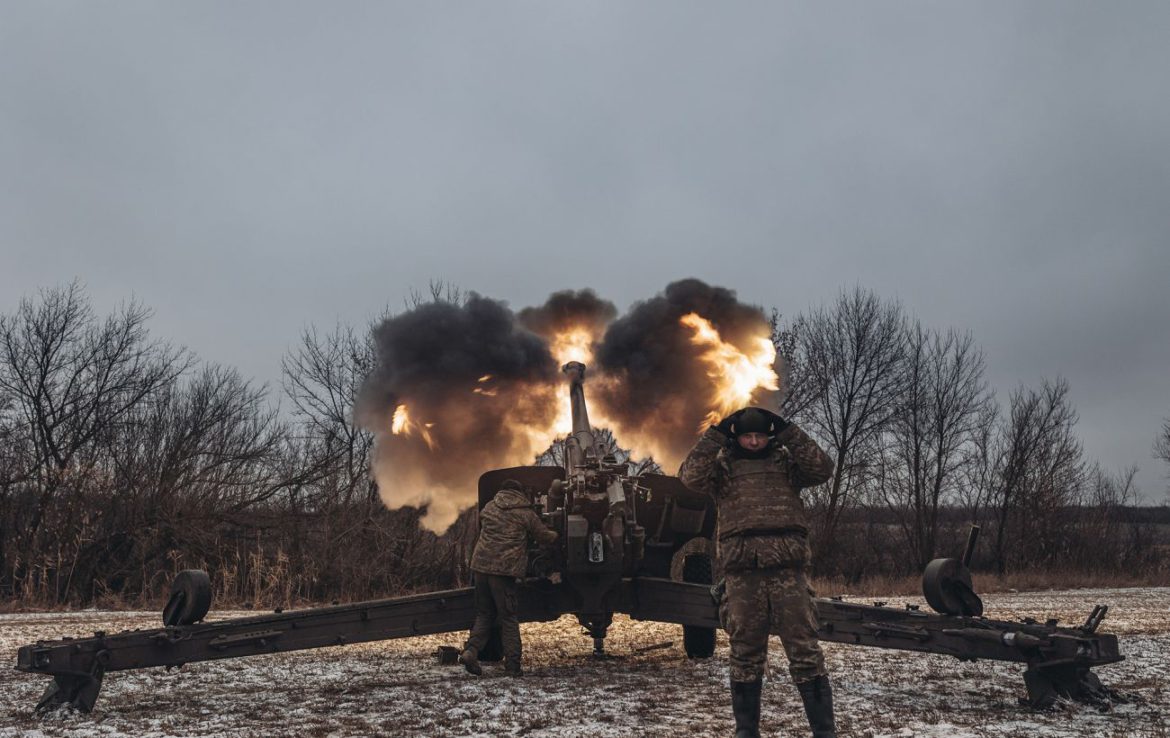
[773,288,1167,582]
[0,282,1166,607]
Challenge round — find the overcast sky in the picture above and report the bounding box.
[2,3,1168,501]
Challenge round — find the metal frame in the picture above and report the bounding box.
[17,576,1121,712]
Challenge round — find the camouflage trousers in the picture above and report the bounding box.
[464,572,521,669]
[720,567,826,683]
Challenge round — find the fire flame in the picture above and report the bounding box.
[679,312,779,431]
[377,323,623,531]
[390,325,604,491]
[548,325,614,435]
[549,327,595,366]
[390,404,438,450]
[472,374,499,396]
[390,404,409,433]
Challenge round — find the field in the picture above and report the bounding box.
[2,588,1167,737]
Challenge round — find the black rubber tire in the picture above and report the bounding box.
[682,554,716,658]
[922,558,983,616]
[478,627,504,662]
[162,569,212,626]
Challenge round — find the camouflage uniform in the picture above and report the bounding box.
[465,487,557,672]
[679,423,834,684]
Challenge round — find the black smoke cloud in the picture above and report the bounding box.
[517,288,617,343]
[357,294,561,531]
[593,278,778,468]
[359,294,554,411]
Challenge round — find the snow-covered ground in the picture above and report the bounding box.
[2,588,1167,737]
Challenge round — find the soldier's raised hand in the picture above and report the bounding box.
[714,410,743,437]
[761,408,791,435]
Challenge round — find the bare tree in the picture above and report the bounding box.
[989,378,1083,574]
[0,388,24,595]
[878,324,992,569]
[119,365,283,510]
[956,400,1000,528]
[59,365,284,601]
[282,322,378,505]
[0,385,34,493]
[1085,464,1138,508]
[407,280,465,309]
[790,287,907,559]
[1156,417,1170,497]
[771,309,818,421]
[1074,465,1149,572]
[0,283,190,595]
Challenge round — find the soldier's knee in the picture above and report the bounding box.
[789,661,828,682]
[731,661,766,683]
[785,643,826,682]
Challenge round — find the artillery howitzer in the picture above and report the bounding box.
[15,362,1122,713]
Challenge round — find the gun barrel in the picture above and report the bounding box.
[563,362,602,468]
[962,525,981,568]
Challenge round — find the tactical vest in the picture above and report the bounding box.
[716,451,810,540]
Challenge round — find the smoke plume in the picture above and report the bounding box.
[357,294,560,531]
[358,280,780,532]
[592,279,781,469]
[518,289,617,358]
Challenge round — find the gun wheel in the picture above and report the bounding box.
[682,554,716,658]
[162,570,212,626]
[922,558,983,617]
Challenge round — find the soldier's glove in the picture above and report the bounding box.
[713,410,743,438]
[710,578,726,606]
[762,409,791,435]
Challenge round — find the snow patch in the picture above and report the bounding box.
[2,589,1167,737]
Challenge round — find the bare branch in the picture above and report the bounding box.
[1155,417,1170,497]
[789,286,907,559]
[878,322,992,568]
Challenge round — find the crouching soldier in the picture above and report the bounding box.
[460,479,558,677]
[679,407,837,738]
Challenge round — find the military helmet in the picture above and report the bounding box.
[733,407,775,435]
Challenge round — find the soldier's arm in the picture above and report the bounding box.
[678,427,730,497]
[776,422,835,488]
[525,509,558,545]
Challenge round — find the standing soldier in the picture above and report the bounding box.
[460,479,558,677]
[679,407,837,738]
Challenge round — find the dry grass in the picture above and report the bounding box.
[4,568,1166,615]
[808,568,1169,599]
[972,569,1170,594]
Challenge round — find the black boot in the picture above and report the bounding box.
[458,648,481,676]
[730,679,762,738]
[796,675,837,738]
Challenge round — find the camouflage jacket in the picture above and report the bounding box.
[678,423,834,570]
[470,489,558,578]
